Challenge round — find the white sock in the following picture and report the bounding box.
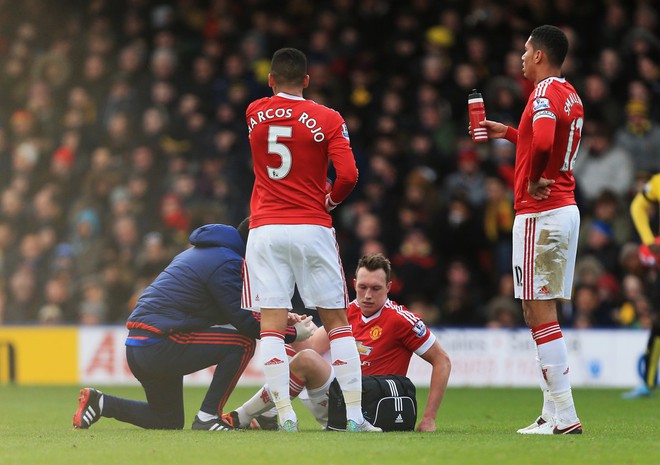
[196,411,217,421]
[328,326,364,423]
[236,386,274,425]
[541,389,555,420]
[260,333,296,423]
[535,350,555,419]
[553,389,580,425]
[261,407,277,418]
[304,373,334,426]
[532,322,578,424]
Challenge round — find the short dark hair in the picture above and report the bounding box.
[529,25,569,68]
[270,48,307,85]
[237,217,250,244]
[356,253,392,282]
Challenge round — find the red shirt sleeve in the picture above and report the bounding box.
[326,116,358,204]
[529,116,557,182]
[393,307,432,354]
[504,126,518,144]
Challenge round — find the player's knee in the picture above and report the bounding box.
[155,413,185,430]
[290,349,322,376]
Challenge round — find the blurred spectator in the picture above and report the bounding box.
[5,265,39,322]
[42,276,74,322]
[570,283,616,328]
[433,195,486,274]
[482,176,514,276]
[582,74,621,130]
[407,297,441,327]
[391,228,441,303]
[78,277,108,325]
[444,148,487,208]
[574,255,606,287]
[619,241,647,280]
[579,190,632,251]
[485,296,522,329]
[435,259,484,326]
[37,304,63,325]
[614,98,660,176]
[0,0,658,327]
[0,220,19,278]
[573,121,634,203]
[616,273,653,328]
[100,261,133,324]
[135,231,171,281]
[581,221,621,275]
[69,208,103,276]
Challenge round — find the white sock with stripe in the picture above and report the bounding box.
[235,386,272,426]
[328,326,364,423]
[532,321,579,424]
[235,371,305,427]
[260,331,296,424]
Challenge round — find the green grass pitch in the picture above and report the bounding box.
[0,386,658,465]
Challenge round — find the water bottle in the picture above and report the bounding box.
[468,89,488,143]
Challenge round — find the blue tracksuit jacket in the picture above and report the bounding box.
[125,224,295,344]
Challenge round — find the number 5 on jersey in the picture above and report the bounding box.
[267,125,293,179]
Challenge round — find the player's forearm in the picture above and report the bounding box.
[421,353,451,424]
[330,177,357,203]
[529,118,556,181]
[630,194,656,245]
[327,131,358,204]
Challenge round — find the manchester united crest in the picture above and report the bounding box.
[370,325,383,340]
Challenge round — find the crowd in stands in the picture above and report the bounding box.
[1,0,659,330]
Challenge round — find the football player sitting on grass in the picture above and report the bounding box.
[223,253,451,432]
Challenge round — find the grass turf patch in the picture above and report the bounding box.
[0,386,658,465]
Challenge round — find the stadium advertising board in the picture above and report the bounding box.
[77,326,649,388]
[1,326,650,387]
[406,328,648,388]
[0,327,77,384]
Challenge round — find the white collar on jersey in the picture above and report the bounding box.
[360,299,391,323]
[537,76,566,85]
[276,92,305,100]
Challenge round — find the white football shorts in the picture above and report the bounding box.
[242,224,348,311]
[512,205,579,301]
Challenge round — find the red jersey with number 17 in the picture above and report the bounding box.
[347,299,437,376]
[514,77,583,214]
[246,93,358,228]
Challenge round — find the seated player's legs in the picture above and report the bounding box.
[294,351,335,428]
[227,349,334,429]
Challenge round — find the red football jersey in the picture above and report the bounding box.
[246,93,358,228]
[347,299,436,376]
[514,77,583,214]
